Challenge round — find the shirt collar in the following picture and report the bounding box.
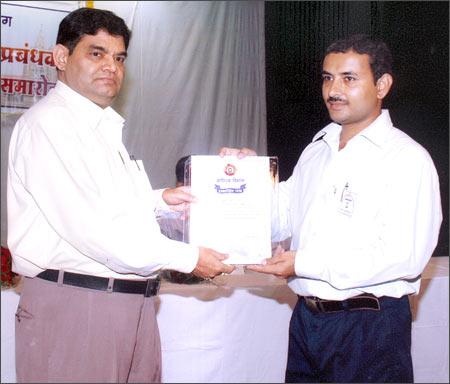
[358,109,393,147]
[312,109,393,148]
[52,81,125,132]
[312,121,340,148]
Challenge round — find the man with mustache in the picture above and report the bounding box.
[8,7,233,383]
[221,34,442,382]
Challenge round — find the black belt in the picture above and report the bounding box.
[36,269,160,297]
[302,294,380,313]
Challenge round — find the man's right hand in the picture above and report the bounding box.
[219,147,257,158]
[192,247,235,279]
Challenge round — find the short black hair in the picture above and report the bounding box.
[56,7,131,54]
[175,156,191,184]
[325,34,393,81]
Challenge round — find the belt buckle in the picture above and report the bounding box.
[315,299,325,313]
[305,297,324,313]
[145,277,161,297]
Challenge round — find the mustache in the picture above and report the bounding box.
[327,96,346,103]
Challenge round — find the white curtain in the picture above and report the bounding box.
[113,1,267,188]
[0,1,266,244]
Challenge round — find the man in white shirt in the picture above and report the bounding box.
[221,34,442,382]
[8,8,233,383]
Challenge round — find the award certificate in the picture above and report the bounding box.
[188,155,277,264]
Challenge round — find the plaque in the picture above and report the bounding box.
[186,155,278,264]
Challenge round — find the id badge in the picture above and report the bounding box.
[338,183,355,217]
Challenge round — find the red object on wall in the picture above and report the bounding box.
[1,246,14,285]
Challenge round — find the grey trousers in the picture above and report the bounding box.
[15,276,161,383]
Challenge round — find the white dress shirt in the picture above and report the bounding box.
[7,81,199,279]
[275,109,442,300]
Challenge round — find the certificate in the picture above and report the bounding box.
[187,155,277,264]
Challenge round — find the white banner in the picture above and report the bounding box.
[1,2,70,113]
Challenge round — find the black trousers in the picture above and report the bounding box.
[285,295,413,383]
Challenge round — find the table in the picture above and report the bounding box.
[2,257,448,383]
[410,257,449,383]
[157,279,296,382]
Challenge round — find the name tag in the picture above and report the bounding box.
[337,183,355,217]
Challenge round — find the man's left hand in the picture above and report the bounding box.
[246,250,296,279]
[162,186,196,212]
[219,147,257,158]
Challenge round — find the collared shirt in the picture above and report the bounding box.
[7,81,199,279]
[275,110,442,300]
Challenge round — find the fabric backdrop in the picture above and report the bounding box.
[112,1,267,188]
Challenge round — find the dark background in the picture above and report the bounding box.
[265,1,449,256]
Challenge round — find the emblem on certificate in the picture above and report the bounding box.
[185,155,278,265]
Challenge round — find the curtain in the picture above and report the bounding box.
[114,1,267,189]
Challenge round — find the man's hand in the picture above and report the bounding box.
[162,186,196,212]
[219,147,257,158]
[246,249,296,279]
[192,247,235,279]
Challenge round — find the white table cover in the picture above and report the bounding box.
[2,257,448,383]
